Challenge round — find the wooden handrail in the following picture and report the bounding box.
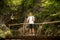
[9,21,60,26]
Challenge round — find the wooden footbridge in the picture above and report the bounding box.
[0,21,60,40]
[8,21,60,36]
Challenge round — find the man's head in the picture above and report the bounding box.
[29,12,33,16]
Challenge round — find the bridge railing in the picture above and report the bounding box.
[8,21,60,36]
[9,21,60,26]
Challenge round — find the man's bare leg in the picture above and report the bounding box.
[28,29,32,36]
[32,28,35,35]
[29,29,32,34]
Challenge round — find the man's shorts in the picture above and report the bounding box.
[28,24,35,29]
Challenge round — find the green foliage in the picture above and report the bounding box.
[0,29,5,38]
[0,0,60,37]
[5,0,22,6]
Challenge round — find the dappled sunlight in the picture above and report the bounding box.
[6,0,22,6]
[0,0,60,39]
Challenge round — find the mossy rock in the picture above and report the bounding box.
[0,29,5,38]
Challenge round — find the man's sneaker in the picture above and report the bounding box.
[32,34,35,36]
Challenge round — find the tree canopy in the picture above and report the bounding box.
[0,0,60,38]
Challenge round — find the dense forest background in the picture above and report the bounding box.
[0,0,60,38]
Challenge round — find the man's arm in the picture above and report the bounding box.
[33,16,35,21]
[34,17,35,21]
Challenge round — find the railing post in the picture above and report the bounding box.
[23,23,25,36]
[37,24,42,36]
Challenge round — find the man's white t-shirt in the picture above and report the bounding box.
[27,16,35,24]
